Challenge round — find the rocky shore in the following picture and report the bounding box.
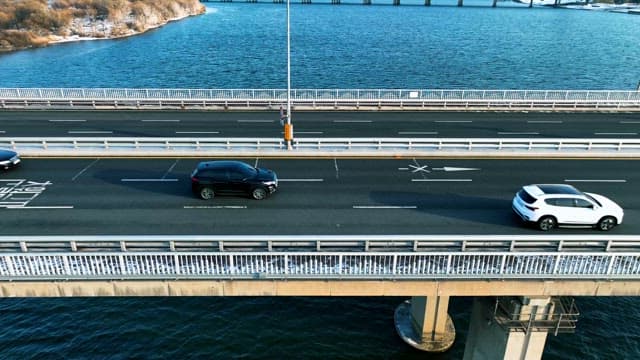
[0,0,206,52]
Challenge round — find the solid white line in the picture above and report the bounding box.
[49,119,86,122]
[435,120,472,123]
[620,121,640,124]
[142,120,181,122]
[237,120,274,123]
[498,132,540,135]
[278,178,324,182]
[0,131,5,133]
[564,179,627,183]
[184,206,247,209]
[6,206,74,209]
[175,131,220,134]
[333,120,372,123]
[412,179,473,182]
[527,120,562,124]
[68,131,113,134]
[284,131,324,134]
[121,179,179,182]
[594,132,638,135]
[72,159,99,181]
[353,205,417,209]
[398,131,438,135]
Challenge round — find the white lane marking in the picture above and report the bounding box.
[142,119,181,122]
[184,206,247,209]
[72,159,100,181]
[353,205,417,209]
[564,179,627,183]
[49,119,86,122]
[432,167,480,172]
[435,120,472,123]
[620,121,640,124]
[412,179,473,182]
[410,165,430,173]
[594,132,638,135]
[398,131,438,135]
[279,178,324,182]
[68,131,113,134]
[237,120,274,123]
[254,158,259,167]
[0,131,5,133]
[498,132,540,135]
[6,206,74,209]
[121,179,179,182]
[334,158,339,180]
[333,120,372,123]
[163,160,179,180]
[527,120,562,124]
[175,131,220,134]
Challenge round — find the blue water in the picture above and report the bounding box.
[1,1,639,89]
[1,2,640,358]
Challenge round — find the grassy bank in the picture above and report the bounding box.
[0,0,205,52]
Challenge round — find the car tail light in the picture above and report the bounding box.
[525,205,538,211]
[191,176,198,182]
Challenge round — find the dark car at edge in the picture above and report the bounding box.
[191,160,278,200]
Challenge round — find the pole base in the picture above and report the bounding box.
[394,299,456,352]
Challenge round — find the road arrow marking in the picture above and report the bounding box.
[431,167,481,172]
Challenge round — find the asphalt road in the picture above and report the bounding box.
[0,111,639,138]
[1,158,637,235]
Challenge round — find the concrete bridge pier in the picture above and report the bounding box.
[394,296,456,352]
[458,0,463,6]
[424,0,431,6]
[463,297,553,360]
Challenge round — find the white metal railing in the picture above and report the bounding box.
[1,88,639,111]
[2,137,640,158]
[1,235,640,280]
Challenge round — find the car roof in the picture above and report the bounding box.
[197,160,251,171]
[524,184,582,197]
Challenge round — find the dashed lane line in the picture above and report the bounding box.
[184,206,247,209]
[564,179,627,183]
[412,179,473,182]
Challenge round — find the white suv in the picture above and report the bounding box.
[512,184,623,231]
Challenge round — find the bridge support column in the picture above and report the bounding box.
[424,0,431,5]
[463,297,553,360]
[394,296,456,352]
[458,0,463,6]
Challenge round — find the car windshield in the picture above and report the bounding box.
[584,193,602,207]
[235,162,258,177]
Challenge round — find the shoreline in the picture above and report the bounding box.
[47,13,198,46]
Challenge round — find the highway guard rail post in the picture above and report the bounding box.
[1,235,640,280]
[1,88,640,111]
[2,137,640,158]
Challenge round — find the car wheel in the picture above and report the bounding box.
[199,187,215,200]
[252,188,267,200]
[597,216,616,231]
[538,216,556,231]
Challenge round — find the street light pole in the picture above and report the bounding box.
[284,0,293,150]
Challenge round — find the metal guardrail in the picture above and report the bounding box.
[1,88,639,111]
[1,235,640,280]
[3,137,640,158]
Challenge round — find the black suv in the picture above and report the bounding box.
[191,160,278,200]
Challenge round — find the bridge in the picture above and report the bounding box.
[1,91,639,358]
